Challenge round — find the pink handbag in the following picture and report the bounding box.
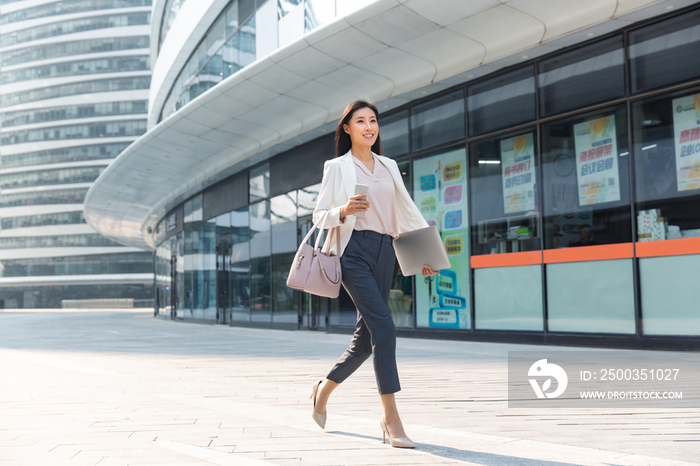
[286,211,342,298]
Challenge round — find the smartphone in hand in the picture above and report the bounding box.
[354,184,369,218]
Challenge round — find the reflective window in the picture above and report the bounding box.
[183,195,203,225]
[0,234,121,249]
[1,77,151,108]
[202,220,217,320]
[474,266,543,331]
[380,110,408,158]
[468,66,535,136]
[3,252,153,277]
[0,166,105,189]
[470,129,540,255]
[411,90,465,151]
[413,148,470,329]
[1,56,150,85]
[271,192,298,324]
[538,36,625,117]
[1,101,147,128]
[0,0,152,25]
[230,207,251,321]
[629,9,700,93]
[249,163,270,202]
[1,120,146,145]
[632,87,700,240]
[158,0,186,50]
[0,36,150,67]
[0,187,89,207]
[1,143,130,169]
[0,12,151,47]
[2,210,84,229]
[541,105,631,249]
[305,0,335,31]
[249,200,271,322]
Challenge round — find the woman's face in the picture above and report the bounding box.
[343,107,379,151]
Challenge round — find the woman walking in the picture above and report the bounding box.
[310,100,438,448]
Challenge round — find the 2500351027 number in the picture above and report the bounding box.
[600,369,679,381]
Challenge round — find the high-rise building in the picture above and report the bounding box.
[0,0,154,308]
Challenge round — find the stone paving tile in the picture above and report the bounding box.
[1,310,699,465]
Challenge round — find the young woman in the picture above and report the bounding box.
[310,100,438,448]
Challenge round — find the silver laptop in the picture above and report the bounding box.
[393,226,451,276]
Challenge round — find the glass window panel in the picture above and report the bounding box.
[231,207,251,321]
[296,183,320,217]
[227,0,239,36]
[239,15,256,68]
[380,110,409,158]
[305,0,335,31]
[278,0,303,47]
[631,87,700,242]
[249,200,271,322]
[629,9,700,93]
[184,227,195,319]
[538,36,625,117]
[411,90,465,151]
[193,224,205,319]
[467,67,535,136]
[223,33,240,78]
[546,259,635,334]
[202,220,217,320]
[640,254,700,335]
[541,105,631,249]
[215,212,231,237]
[413,148,470,329]
[271,192,298,324]
[474,265,543,331]
[240,0,255,22]
[250,163,270,202]
[469,129,541,255]
[175,232,186,319]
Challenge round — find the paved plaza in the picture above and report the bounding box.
[0,309,698,466]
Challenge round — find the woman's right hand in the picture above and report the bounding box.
[340,194,370,221]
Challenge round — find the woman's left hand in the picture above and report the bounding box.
[422,265,439,277]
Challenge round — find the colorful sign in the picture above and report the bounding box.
[500,133,536,214]
[672,94,700,192]
[413,149,470,329]
[573,115,621,206]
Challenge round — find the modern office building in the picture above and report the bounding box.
[0,0,154,308]
[87,0,700,349]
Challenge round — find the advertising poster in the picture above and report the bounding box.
[500,133,536,214]
[413,148,470,329]
[672,94,700,192]
[573,115,621,206]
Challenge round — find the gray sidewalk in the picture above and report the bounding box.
[0,309,698,466]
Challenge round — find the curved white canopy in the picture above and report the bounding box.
[85,0,669,249]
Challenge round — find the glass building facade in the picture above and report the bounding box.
[0,0,154,308]
[152,5,700,349]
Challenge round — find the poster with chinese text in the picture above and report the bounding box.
[672,94,700,192]
[413,148,470,330]
[500,133,536,214]
[574,115,621,206]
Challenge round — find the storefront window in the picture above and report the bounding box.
[542,105,631,249]
[629,9,700,94]
[542,105,635,334]
[411,90,465,152]
[632,87,700,336]
[202,220,217,320]
[271,192,298,324]
[467,66,535,136]
[538,36,625,117]
[380,110,408,158]
[249,200,271,321]
[231,207,251,321]
[413,148,470,329]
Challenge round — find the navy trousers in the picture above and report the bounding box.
[326,230,400,395]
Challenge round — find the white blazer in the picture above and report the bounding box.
[313,150,429,257]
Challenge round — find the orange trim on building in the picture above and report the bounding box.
[543,243,634,264]
[635,237,700,258]
[470,251,542,268]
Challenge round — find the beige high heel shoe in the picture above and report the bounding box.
[379,417,415,448]
[310,380,326,429]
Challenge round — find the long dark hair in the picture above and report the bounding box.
[335,100,383,157]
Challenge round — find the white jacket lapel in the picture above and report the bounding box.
[340,150,356,198]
